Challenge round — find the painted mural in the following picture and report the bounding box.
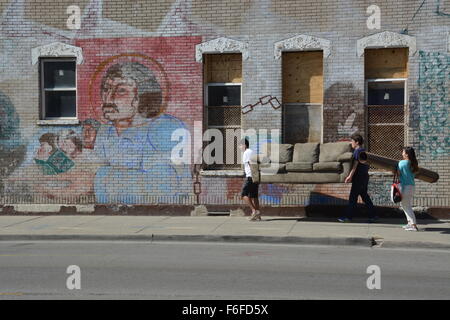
[0,91,25,195]
[418,51,449,159]
[3,36,203,204]
[91,59,192,203]
[1,0,449,209]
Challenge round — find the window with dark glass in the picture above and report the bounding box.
[41,59,76,119]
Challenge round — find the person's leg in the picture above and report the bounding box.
[360,182,376,219]
[400,185,417,227]
[251,182,260,211]
[248,197,261,221]
[241,178,256,216]
[243,196,256,213]
[251,197,260,211]
[248,181,261,221]
[344,182,359,220]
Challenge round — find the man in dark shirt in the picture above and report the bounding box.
[338,133,377,223]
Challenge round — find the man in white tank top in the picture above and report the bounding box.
[240,138,261,221]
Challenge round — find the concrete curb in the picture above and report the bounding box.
[0,234,448,250]
[0,234,373,247]
[374,240,450,250]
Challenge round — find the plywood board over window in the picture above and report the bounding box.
[365,48,408,79]
[282,51,323,104]
[204,53,242,83]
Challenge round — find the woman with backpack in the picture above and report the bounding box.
[398,147,420,231]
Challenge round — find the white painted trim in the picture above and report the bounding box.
[357,31,416,57]
[274,34,331,59]
[448,32,450,52]
[32,42,83,65]
[37,119,80,125]
[195,37,249,62]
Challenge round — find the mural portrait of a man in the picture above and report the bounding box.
[93,61,192,204]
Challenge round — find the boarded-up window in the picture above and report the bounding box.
[365,48,408,79]
[282,51,323,104]
[365,48,408,161]
[204,54,242,169]
[282,51,323,144]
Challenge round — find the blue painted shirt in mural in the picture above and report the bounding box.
[94,114,192,204]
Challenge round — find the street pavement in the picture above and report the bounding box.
[1,241,449,299]
[0,215,449,249]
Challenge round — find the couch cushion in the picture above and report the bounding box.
[292,143,319,163]
[260,163,287,174]
[319,142,352,162]
[262,143,293,163]
[313,162,342,172]
[286,162,313,172]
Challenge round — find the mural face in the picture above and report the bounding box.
[93,64,191,203]
[81,119,100,150]
[75,36,202,204]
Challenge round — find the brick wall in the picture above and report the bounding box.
[0,0,448,210]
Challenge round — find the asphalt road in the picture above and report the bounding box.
[0,241,449,300]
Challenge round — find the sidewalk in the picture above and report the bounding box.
[0,215,449,249]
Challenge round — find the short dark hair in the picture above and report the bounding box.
[39,133,57,153]
[350,133,364,146]
[241,138,249,149]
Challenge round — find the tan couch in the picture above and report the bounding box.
[250,142,353,184]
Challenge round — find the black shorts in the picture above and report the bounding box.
[241,177,259,198]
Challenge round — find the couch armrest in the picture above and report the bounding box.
[250,154,259,164]
[250,154,270,164]
[250,164,260,183]
[337,152,353,162]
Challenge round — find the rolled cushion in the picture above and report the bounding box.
[286,162,313,172]
[313,162,342,172]
[292,143,320,164]
[319,142,352,162]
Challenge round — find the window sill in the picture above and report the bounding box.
[199,169,244,177]
[37,119,80,126]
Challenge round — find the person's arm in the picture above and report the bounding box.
[345,160,358,183]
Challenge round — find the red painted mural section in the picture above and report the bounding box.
[76,36,203,128]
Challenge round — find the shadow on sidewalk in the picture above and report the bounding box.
[262,216,447,226]
[420,227,450,234]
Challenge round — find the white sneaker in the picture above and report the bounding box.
[248,210,261,221]
[404,225,418,232]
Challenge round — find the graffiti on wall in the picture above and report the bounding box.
[323,82,363,142]
[0,91,25,194]
[418,51,449,159]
